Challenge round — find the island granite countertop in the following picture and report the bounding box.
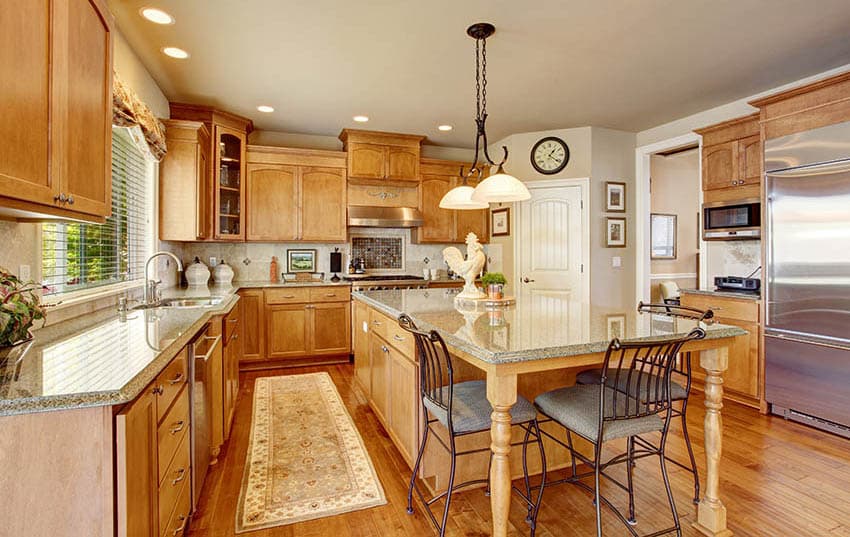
[354,288,747,364]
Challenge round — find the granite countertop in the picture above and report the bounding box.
[354,289,747,365]
[0,290,240,417]
[680,288,761,301]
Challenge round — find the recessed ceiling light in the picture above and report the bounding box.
[162,47,189,59]
[438,125,453,131]
[353,115,369,123]
[257,105,275,113]
[140,7,174,25]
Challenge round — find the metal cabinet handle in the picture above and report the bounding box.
[172,515,188,535]
[325,293,336,297]
[739,179,745,184]
[152,385,164,395]
[372,320,382,326]
[283,294,296,299]
[172,467,187,485]
[305,304,315,309]
[732,180,739,185]
[169,372,184,385]
[66,195,75,205]
[227,318,238,323]
[522,277,535,283]
[393,334,405,342]
[381,345,389,353]
[54,193,67,203]
[170,420,186,435]
[232,334,239,340]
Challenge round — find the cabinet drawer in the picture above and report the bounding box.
[158,428,190,534]
[309,286,351,303]
[680,293,759,322]
[156,349,189,423]
[368,308,392,341]
[265,287,310,304]
[157,386,190,485]
[160,465,192,537]
[224,310,239,342]
[385,322,416,358]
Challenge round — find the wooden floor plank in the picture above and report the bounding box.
[188,364,850,537]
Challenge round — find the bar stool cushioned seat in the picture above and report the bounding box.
[423,380,538,434]
[535,385,663,442]
[576,369,688,401]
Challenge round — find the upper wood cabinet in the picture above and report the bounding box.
[413,158,489,244]
[339,129,425,185]
[0,0,113,222]
[159,120,212,241]
[169,104,254,241]
[695,113,761,200]
[245,146,347,242]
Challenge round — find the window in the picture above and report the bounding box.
[42,127,153,296]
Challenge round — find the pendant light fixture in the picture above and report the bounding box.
[439,23,530,210]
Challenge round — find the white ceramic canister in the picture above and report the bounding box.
[213,259,234,286]
[185,256,211,286]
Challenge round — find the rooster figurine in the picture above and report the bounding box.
[443,232,487,299]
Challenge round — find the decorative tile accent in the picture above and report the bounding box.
[351,237,403,270]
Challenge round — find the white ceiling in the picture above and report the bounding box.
[110,0,850,147]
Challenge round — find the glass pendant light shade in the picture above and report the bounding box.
[439,184,489,209]
[470,167,531,203]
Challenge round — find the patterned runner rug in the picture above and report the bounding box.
[236,372,386,532]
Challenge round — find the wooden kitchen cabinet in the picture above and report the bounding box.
[246,146,348,242]
[160,120,212,241]
[311,301,352,355]
[414,158,489,244]
[695,113,761,201]
[245,163,299,241]
[354,300,371,395]
[370,336,390,424]
[339,129,425,184]
[0,0,113,222]
[238,289,265,362]
[266,304,310,359]
[222,304,241,440]
[389,344,419,465]
[116,385,158,537]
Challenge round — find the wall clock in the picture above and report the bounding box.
[530,136,570,175]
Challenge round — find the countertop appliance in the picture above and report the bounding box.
[702,198,761,240]
[190,325,221,510]
[764,119,850,438]
[714,276,760,294]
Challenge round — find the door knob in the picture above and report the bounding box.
[522,277,535,283]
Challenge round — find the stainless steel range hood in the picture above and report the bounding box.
[347,205,424,228]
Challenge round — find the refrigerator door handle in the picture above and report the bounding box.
[767,157,850,177]
[765,330,850,352]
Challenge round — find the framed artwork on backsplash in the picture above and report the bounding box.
[286,249,317,273]
[605,181,626,212]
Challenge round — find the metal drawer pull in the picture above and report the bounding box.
[325,293,336,297]
[283,294,296,299]
[152,385,164,395]
[169,373,185,385]
[172,515,187,535]
[372,320,382,325]
[227,318,238,323]
[67,195,75,205]
[381,345,389,353]
[393,334,405,342]
[170,420,186,435]
[172,467,187,485]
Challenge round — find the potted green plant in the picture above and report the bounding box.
[0,267,46,361]
[481,272,507,300]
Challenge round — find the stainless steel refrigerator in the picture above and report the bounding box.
[764,120,850,438]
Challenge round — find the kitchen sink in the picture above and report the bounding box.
[159,297,225,308]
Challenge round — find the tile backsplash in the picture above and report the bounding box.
[351,236,403,270]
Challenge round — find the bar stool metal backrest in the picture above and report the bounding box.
[397,313,457,432]
[599,328,706,427]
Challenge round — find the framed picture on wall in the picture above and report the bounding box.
[650,213,677,259]
[605,181,626,212]
[605,217,627,248]
[491,208,510,237]
[606,314,626,341]
[286,249,317,273]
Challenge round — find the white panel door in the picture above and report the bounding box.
[517,184,586,347]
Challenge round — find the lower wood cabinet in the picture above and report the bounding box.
[354,300,371,395]
[267,304,310,358]
[222,305,241,440]
[369,336,390,424]
[238,289,264,361]
[388,343,419,464]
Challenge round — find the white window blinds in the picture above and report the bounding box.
[42,127,152,296]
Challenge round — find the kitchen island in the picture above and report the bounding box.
[354,288,747,537]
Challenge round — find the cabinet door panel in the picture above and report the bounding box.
[454,176,489,244]
[416,175,455,243]
[311,302,351,355]
[349,143,385,179]
[266,304,309,358]
[739,135,762,186]
[386,147,419,181]
[116,387,158,537]
[0,0,55,205]
[354,301,371,394]
[300,167,346,241]
[702,142,738,191]
[246,163,298,241]
[719,318,760,399]
[370,336,390,424]
[215,127,247,240]
[61,0,112,216]
[238,290,264,361]
[389,348,419,466]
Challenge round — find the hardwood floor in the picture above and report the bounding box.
[189,364,850,536]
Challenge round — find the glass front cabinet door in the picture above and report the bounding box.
[215,127,247,240]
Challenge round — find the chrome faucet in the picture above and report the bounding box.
[144,251,184,305]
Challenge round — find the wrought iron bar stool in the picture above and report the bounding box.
[575,302,713,504]
[526,327,706,537]
[398,313,546,537]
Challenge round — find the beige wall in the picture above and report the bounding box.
[113,30,170,119]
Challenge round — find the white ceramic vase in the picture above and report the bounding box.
[185,257,210,287]
[213,260,234,286]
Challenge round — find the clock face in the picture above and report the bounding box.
[531,137,570,174]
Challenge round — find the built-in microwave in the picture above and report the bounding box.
[702,198,760,240]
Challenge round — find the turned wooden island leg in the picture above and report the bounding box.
[487,372,518,537]
[694,346,734,537]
